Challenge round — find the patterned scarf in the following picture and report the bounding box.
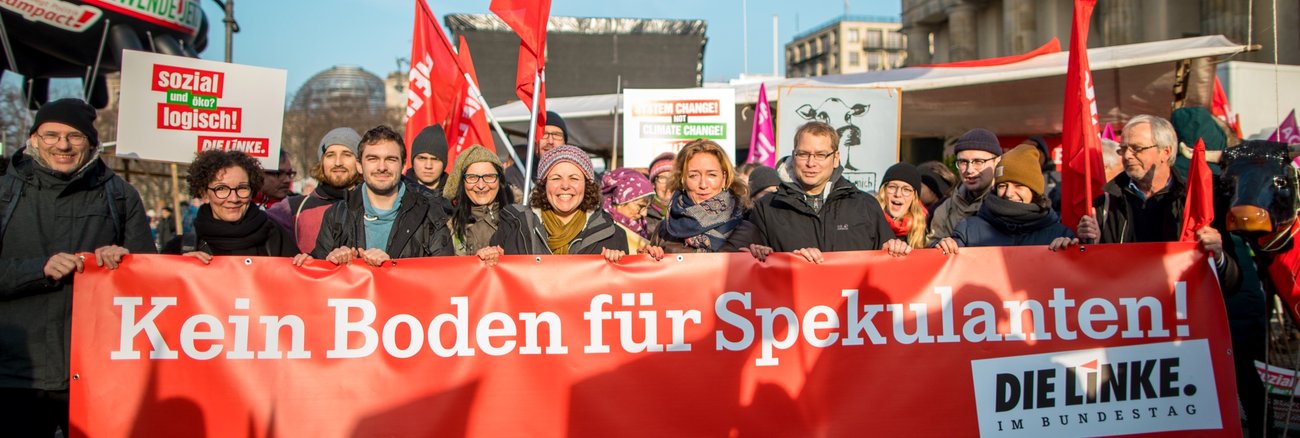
[540,209,587,255]
[662,191,744,251]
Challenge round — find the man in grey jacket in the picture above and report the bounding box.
[926,128,1004,246]
[0,99,155,435]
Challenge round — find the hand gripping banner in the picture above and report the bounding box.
[70,243,1238,437]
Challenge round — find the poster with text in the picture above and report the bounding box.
[776,86,901,193]
[622,88,735,168]
[116,50,287,168]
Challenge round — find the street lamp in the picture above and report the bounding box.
[211,0,240,63]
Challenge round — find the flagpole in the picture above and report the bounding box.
[464,72,526,176]
[522,70,542,205]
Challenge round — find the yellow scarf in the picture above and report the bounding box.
[540,209,587,255]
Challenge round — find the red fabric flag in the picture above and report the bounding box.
[491,0,552,134]
[1059,0,1106,233]
[1211,77,1241,135]
[405,0,462,161]
[446,36,496,171]
[1179,139,1214,242]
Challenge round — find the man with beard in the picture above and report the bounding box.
[0,99,155,435]
[254,149,297,209]
[304,125,453,265]
[405,125,448,192]
[268,128,363,254]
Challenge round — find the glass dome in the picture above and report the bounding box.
[291,65,386,113]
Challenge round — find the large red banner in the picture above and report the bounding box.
[70,244,1237,437]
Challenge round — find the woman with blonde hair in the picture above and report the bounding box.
[876,163,929,251]
[651,139,752,253]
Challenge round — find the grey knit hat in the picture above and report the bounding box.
[318,127,361,159]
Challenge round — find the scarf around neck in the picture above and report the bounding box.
[541,209,587,255]
[195,204,273,252]
[884,213,912,238]
[603,196,650,238]
[662,191,744,251]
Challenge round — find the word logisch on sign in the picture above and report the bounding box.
[156,104,240,133]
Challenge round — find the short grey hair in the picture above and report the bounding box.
[1123,115,1178,166]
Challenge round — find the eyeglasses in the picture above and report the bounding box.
[207,185,252,199]
[464,173,500,184]
[883,184,915,196]
[37,132,88,146]
[1116,144,1160,156]
[266,170,297,178]
[955,157,997,170]
[793,151,836,162]
[541,131,565,140]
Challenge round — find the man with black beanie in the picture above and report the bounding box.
[0,98,155,435]
[406,125,450,192]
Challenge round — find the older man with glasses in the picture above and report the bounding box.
[926,128,1005,246]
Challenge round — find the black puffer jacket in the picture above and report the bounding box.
[951,195,1075,247]
[491,205,628,255]
[0,149,155,391]
[311,181,454,259]
[748,166,893,252]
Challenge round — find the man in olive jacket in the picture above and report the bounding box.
[0,99,155,435]
[746,121,893,263]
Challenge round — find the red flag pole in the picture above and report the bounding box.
[522,69,543,205]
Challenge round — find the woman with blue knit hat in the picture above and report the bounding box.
[479,145,629,264]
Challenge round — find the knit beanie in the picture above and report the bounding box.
[649,152,676,180]
[601,168,654,206]
[410,125,450,164]
[994,145,1045,196]
[442,145,503,199]
[537,145,595,183]
[919,169,952,197]
[880,162,922,194]
[747,165,780,199]
[29,98,99,147]
[317,127,361,160]
[546,111,568,144]
[953,128,1003,157]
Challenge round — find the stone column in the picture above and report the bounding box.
[1004,0,1037,54]
[903,23,932,65]
[1202,0,1250,44]
[1100,0,1141,46]
[946,2,978,61]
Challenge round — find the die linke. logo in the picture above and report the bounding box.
[969,340,1222,437]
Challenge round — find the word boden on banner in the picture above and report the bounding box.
[115,50,287,169]
[622,88,736,168]
[775,86,901,193]
[70,244,1237,437]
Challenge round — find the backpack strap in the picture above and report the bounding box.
[104,177,127,244]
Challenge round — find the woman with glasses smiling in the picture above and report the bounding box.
[443,145,515,256]
[164,150,297,260]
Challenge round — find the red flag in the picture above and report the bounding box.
[1211,77,1241,135]
[446,36,496,170]
[1059,0,1106,233]
[1179,139,1213,242]
[405,0,462,161]
[491,0,552,134]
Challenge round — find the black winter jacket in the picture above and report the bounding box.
[952,196,1075,247]
[749,171,893,252]
[491,205,629,255]
[311,181,454,259]
[0,149,155,390]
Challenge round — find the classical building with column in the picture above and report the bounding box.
[785,15,908,78]
[901,0,1299,66]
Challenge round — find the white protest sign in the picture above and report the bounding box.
[116,50,287,168]
[775,86,901,193]
[622,88,735,168]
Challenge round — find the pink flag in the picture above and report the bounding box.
[746,83,776,167]
[1269,109,1300,145]
[1100,122,1117,142]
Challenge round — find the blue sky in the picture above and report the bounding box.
[194,0,901,93]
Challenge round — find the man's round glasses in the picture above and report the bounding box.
[955,157,996,170]
[37,132,88,146]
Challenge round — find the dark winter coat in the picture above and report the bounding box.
[164,205,298,257]
[1092,171,1241,294]
[0,149,155,391]
[490,205,629,255]
[951,195,1075,247]
[310,181,454,259]
[748,167,893,252]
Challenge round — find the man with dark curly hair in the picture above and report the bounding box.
[267,127,363,254]
[0,98,154,435]
[302,125,453,266]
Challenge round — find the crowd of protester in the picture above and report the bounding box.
[0,98,1278,436]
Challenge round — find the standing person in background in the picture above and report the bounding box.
[266,127,362,254]
[444,145,515,256]
[916,162,953,224]
[155,207,177,251]
[645,152,676,233]
[601,168,655,254]
[406,125,449,193]
[254,149,296,209]
[652,140,750,254]
[745,165,780,209]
